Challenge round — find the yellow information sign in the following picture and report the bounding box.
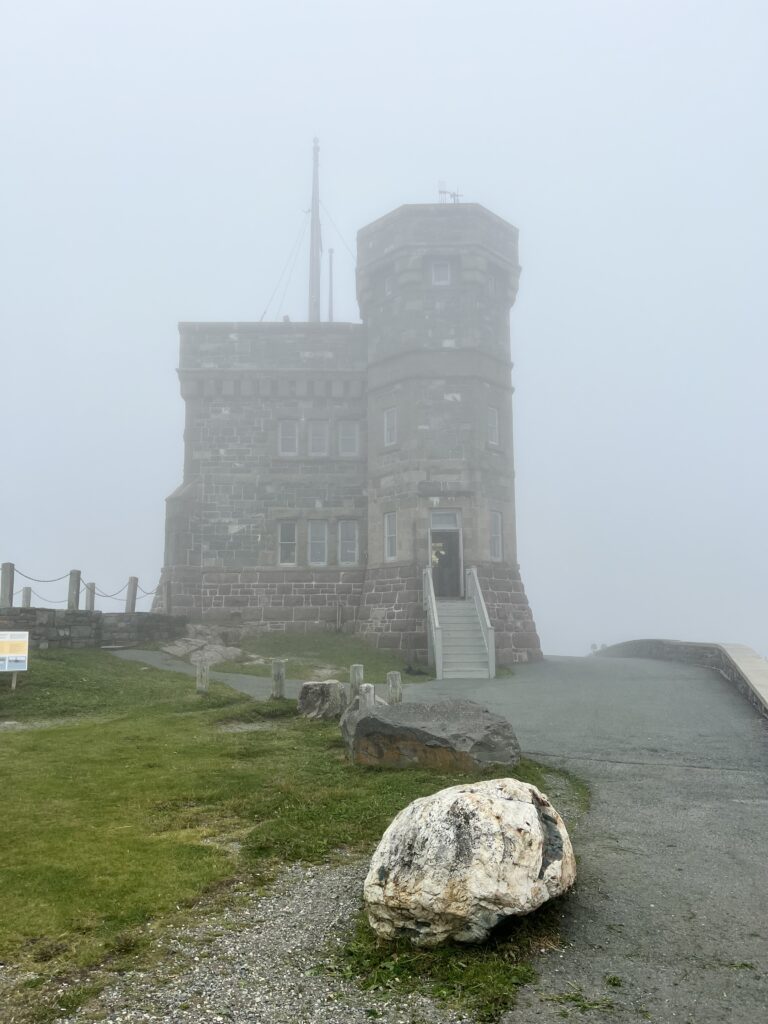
[0,631,29,672]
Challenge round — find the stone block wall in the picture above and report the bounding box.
[476,562,542,663]
[355,564,427,660]
[0,608,186,650]
[158,566,365,632]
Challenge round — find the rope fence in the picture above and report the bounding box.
[0,562,173,615]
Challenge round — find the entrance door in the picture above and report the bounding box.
[431,530,462,598]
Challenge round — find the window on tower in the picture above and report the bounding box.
[384,407,397,447]
[308,420,329,456]
[490,511,503,562]
[278,420,299,456]
[308,520,328,566]
[338,420,360,456]
[488,407,500,446]
[431,261,451,287]
[384,512,397,561]
[278,522,297,565]
[338,521,359,565]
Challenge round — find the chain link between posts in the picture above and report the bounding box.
[7,568,160,606]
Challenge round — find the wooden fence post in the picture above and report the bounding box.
[387,671,403,704]
[360,683,375,711]
[196,659,209,694]
[271,659,286,699]
[67,570,81,610]
[0,563,15,608]
[85,583,95,612]
[125,577,138,613]
[21,587,32,608]
[350,663,364,700]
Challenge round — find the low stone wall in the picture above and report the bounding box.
[598,639,768,718]
[0,608,186,650]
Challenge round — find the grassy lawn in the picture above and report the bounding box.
[212,630,433,682]
[0,650,585,1023]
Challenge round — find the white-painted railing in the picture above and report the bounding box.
[465,566,495,679]
[422,567,443,680]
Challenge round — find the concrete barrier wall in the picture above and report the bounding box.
[0,608,187,650]
[599,639,768,718]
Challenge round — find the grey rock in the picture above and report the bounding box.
[297,680,347,721]
[339,692,387,749]
[343,699,520,770]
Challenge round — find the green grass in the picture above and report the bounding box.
[212,630,433,683]
[0,650,588,1023]
[330,905,568,1022]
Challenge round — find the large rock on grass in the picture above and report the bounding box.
[297,680,346,721]
[364,778,576,946]
[343,699,520,771]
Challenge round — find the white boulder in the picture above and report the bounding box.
[364,778,576,947]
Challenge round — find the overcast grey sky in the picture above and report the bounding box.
[2,0,766,655]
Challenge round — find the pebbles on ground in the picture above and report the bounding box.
[67,861,473,1024]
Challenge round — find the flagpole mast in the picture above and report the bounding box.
[308,137,322,322]
[328,248,334,323]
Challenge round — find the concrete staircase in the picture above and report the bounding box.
[436,599,492,679]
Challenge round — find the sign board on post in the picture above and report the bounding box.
[0,631,29,673]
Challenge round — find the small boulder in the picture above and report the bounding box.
[343,699,520,771]
[364,778,576,946]
[297,680,347,721]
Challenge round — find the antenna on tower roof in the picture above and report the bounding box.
[438,181,462,204]
[308,137,322,322]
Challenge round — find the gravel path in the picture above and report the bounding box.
[76,860,471,1024]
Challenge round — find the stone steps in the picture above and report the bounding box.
[436,599,491,679]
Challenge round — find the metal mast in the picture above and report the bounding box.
[308,137,322,322]
[328,248,334,322]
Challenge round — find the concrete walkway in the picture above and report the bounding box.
[113,649,768,1022]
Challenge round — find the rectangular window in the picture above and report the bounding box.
[431,510,460,530]
[308,420,329,456]
[488,406,500,446]
[308,520,328,566]
[278,419,299,456]
[434,262,450,286]
[278,521,297,565]
[384,512,397,561]
[384,407,397,447]
[431,261,451,286]
[490,511,503,562]
[338,520,359,565]
[338,420,360,456]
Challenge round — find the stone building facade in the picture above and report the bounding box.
[158,202,541,664]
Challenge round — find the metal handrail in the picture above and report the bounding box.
[465,566,495,678]
[422,567,443,680]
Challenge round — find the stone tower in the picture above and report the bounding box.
[158,198,541,666]
[354,204,539,662]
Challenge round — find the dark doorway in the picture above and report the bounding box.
[431,531,462,597]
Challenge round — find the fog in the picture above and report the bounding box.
[2,1,766,655]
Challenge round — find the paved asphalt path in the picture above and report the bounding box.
[114,650,768,1023]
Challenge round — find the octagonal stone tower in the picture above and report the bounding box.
[355,204,540,663]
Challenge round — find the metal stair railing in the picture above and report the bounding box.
[465,566,495,679]
[422,566,443,680]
